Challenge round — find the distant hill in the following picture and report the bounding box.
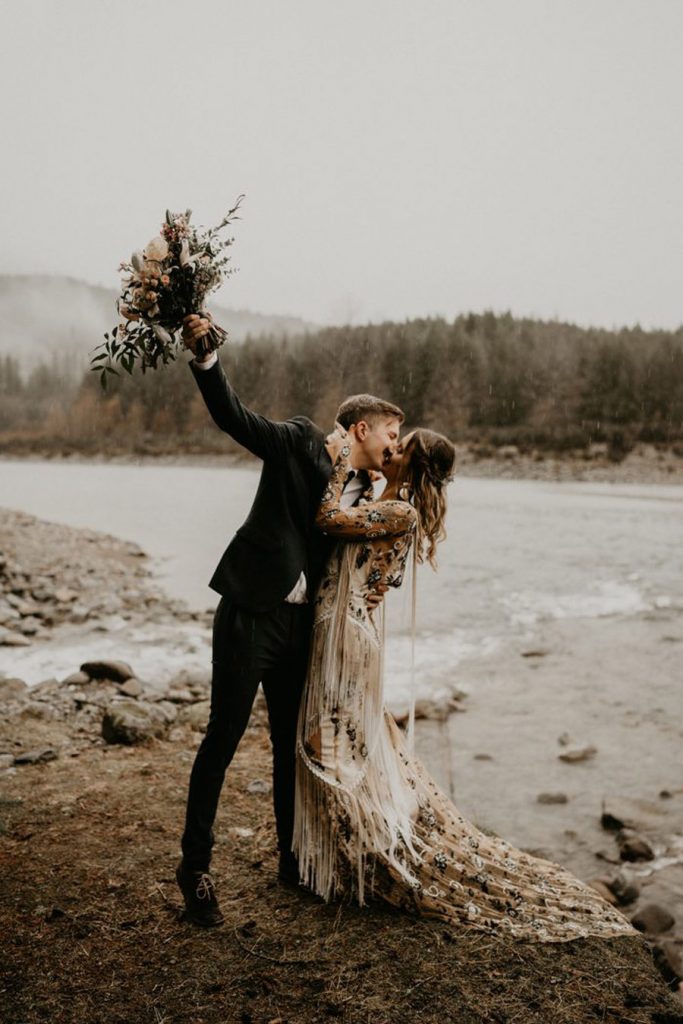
[0,274,319,377]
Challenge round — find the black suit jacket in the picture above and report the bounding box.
[190,355,339,613]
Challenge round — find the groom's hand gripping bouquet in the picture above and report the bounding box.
[90,196,244,390]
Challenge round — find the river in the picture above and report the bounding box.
[1,457,681,705]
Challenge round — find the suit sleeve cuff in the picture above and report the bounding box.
[193,351,218,371]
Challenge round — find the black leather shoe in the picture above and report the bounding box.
[176,859,225,927]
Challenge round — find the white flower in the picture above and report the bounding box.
[144,236,169,262]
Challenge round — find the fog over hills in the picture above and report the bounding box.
[0,275,319,378]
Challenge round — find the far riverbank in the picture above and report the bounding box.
[2,439,683,485]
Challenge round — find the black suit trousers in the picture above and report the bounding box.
[181,595,313,872]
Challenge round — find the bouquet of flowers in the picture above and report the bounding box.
[91,196,244,390]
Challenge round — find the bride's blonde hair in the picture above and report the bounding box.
[405,429,456,569]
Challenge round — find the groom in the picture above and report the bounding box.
[176,314,404,926]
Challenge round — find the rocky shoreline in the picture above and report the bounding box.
[0,507,213,648]
[1,506,682,1020]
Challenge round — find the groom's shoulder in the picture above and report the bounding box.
[288,415,324,441]
[286,415,326,456]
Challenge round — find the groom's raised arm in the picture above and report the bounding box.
[189,353,303,461]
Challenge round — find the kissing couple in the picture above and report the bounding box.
[175,313,637,946]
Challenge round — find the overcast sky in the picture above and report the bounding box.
[1,0,681,329]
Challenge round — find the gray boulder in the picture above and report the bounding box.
[81,660,134,683]
[101,699,171,745]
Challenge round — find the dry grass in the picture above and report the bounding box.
[1,709,682,1024]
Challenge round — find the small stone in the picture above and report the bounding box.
[80,660,134,683]
[55,588,78,603]
[155,700,178,724]
[601,810,628,831]
[61,671,90,686]
[0,677,28,701]
[18,617,42,636]
[14,748,58,765]
[19,701,56,721]
[557,731,572,747]
[558,745,597,763]
[16,599,41,617]
[537,792,568,804]
[178,701,210,732]
[587,879,619,905]
[246,779,271,795]
[617,829,655,862]
[606,872,641,905]
[166,688,195,704]
[631,903,675,935]
[0,753,16,769]
[230,827,254,839]
[69,605,90,624]
[119,677,143,698]
[0,629,32,647]
[473,753,494,761]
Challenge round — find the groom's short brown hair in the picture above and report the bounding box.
[336,394,405,430]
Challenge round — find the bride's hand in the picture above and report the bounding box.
[325,421,352,463]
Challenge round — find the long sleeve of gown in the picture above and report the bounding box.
[315,444,417,538]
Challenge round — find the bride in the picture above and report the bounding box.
[293,426,638,943]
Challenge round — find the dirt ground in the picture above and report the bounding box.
[2,702,682,1024]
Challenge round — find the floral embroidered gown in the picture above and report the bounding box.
[292,444,637,943]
